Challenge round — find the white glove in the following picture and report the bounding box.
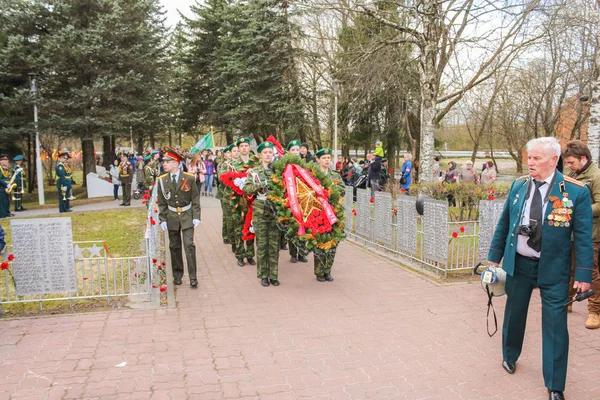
[249,222,255,234]
[160,221,168,231]
[61,186,67,191]
[233,177,247,190]
[193,219,200,228]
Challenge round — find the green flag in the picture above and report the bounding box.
[190,132,214,155]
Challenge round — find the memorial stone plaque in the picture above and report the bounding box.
[374,192,393,245]
[344,189,354,232]
[356,189,371,240]
[396,196,418,254]
[10,218,77,296]
[478,200,506,262]
[422,199,449,264]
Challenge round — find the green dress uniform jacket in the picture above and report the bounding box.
[11,164,25,211]
[487,171,593,392]
[119,161,133,205]
[55,161,72,213]
[243,164,279,280]
[567,162,600,241]
[0,166,11,218]
[157,171,201,282]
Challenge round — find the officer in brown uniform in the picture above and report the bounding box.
[157,148,201,287]
[118,154,133,206]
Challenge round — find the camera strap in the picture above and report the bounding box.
[485,285,498,337]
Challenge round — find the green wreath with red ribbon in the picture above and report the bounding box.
[268,154,345,253]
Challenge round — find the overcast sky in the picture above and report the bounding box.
[160,0,198,27]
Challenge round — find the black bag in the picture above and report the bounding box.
[400,177,407,185]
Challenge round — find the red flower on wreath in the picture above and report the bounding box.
[149,217,156,226]
[7,254,14,261]
[304,209,332,235]
[160,285,167,293]
[157,265,162,271]
[370,197,374,203]
[459,226,465,233]
[393,208,398,216]
[352,209,357,216]
[82,277,88,281]
[152,258,157,264]
[488,195,495,200]
[452,231,458,238]
[0,262,9,270]
[143,193,150,200]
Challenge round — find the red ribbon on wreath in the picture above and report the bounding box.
[219,170,256,241]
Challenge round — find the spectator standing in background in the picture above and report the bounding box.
[300,143,316,163]
[480,161,497,185]
[400,154,412,195]
[460,161,479,183]
[204,157,215,197]
[368,152,382,197]
[136,156,144,190]
[433,156,441,181]
[110,159,120,201]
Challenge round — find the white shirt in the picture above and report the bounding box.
[516,172,555,258]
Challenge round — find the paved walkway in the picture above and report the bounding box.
[0,198,598,399]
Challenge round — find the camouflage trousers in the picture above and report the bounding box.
[234,208,255,260]
[221,199,233,242]
[314,247,337,277]
[253,200,279,280]
[289,239,307,259]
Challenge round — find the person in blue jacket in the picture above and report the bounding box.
[487,136,593,400]
[400,153,412,195]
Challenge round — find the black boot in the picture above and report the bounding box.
[290,256,298,263]
[261,278,270,287]
[247,258,256,265]
[269,279,280,286]
[237,258,245,267]
[324,273,334,282]
[298,255,308,263]
[280,243,288,250]
[316,275,326,282]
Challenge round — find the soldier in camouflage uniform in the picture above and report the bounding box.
[286,140,309,263]
[232,137,256,267]
[243,141,280,287]
[314,148,346,282]
[217,144,233,244]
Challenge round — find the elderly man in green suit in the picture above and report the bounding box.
[158,148,201,288]
[488,137,593,400]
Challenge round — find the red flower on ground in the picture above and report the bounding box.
[133,272,138,278]
[161,261,165,266]
[488,195,495,201]
[160,285,167,293]
[452,231,458,238]
[142,200,147,205]
[400,188,406,193]
[149,217,156,226]
[0,262,9,270]
[352,209,357,216]
[393,208,398,216]
[7,254,14,261]
[370,197,374,203]
[82,277,88,281]
[152,284,158,289]
[459,226,465,233]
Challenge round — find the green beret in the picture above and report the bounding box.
[224,144,233,153]
[315,148,333,158]
[143,155,151,162]
[257,141,275,154]
[236,137,251,146]
[13,155,24,161]
[287,140,301,151]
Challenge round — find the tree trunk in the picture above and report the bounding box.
[81,137,95,188]
[419,99,436,182]
[136,134,144,155]
[589,72,600,164]
[102,135,116,169]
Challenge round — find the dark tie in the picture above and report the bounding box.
[527,180,545,252]
[172,174,177,187]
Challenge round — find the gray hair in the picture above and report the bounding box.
[526,137,561,157]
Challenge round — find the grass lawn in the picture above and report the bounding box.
[1,208,148,317]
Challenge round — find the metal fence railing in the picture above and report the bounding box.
[0,241,150,311]
[345,188,504,278]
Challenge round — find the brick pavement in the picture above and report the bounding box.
[0,198,598,399]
